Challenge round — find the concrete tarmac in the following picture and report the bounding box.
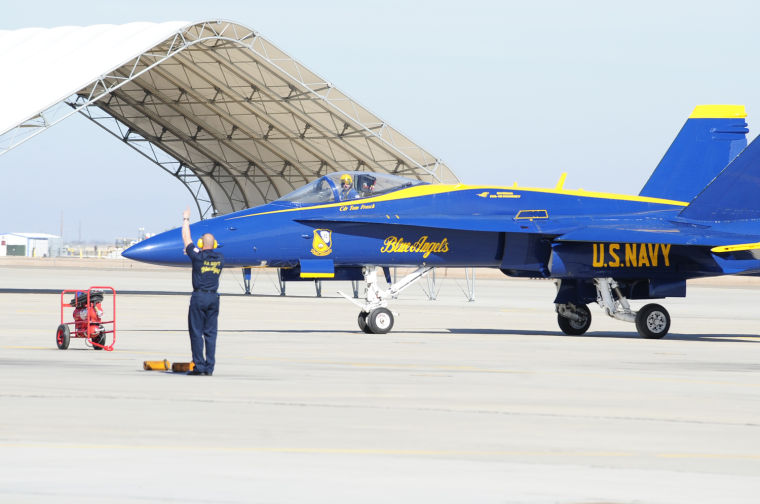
[1,260,760,503]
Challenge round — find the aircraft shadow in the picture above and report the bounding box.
[445,328,759,343]
[117,327,758,342]
[221,293,346,299]
[119,328,357,334]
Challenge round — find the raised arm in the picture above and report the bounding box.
[182,207,192,248]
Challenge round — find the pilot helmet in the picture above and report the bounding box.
[340,173,353,187]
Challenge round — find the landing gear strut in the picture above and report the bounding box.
[556,278,671,339]
[339,265,433,334]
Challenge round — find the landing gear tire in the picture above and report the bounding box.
[635,303,670,339]
[56,324,70,350]
[357,312,372,334]
[557,304,592,336]
[367,308,394,334]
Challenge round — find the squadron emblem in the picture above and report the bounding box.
[311,229,333,256]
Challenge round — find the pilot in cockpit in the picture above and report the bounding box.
[358,175,376,198]
[339,174,359,200]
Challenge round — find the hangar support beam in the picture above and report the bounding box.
[1,22,228,156]
[100,76,252,212]
[169,49,342,175]
[129,61,308,195]
[0,20,459,220]
[178,49,391,176]
[74,102,216,219]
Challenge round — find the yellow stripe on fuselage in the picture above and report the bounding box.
[226,184,687,221]
[500,185,687,206]
[711,242,760,253]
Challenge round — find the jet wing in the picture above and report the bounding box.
[554,222,760,249]
[296,214,530,232]
[298,213,760,251]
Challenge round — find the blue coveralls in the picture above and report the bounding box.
[186,243,224,375]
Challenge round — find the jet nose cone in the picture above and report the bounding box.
[121,241,151,261]
[121,243,139,260]
[122,229,187,265]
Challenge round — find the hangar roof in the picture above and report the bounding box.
[0,20,459,218]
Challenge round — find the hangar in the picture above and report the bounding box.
[0,20,459,219]
[0,232,60,257]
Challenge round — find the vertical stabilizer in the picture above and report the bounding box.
[679,133,760,221]
[639,105,748,201]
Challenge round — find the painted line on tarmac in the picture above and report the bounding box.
[2,442,759,461]
[242,356,529,374]
[2,346,50,350]
[5,347,760,388]
[0,345,193,360]
[238,356,760,386]
[499,307,544,313]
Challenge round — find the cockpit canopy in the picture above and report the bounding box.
[275,172,427,206]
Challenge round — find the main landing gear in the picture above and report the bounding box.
[555,278,671,339]
[339,265,433,334]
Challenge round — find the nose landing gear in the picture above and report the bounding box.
[339,265,433,334]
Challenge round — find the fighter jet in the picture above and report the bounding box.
[124,105,760,338]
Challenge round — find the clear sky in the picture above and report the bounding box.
[2,0,760,241]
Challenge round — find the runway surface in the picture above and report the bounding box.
[1,260,760,503]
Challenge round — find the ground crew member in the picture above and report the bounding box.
[182,207,224,375]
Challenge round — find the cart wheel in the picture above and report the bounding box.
[56,324,70,350]
[92,325,106,350]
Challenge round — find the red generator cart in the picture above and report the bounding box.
[56,287,116,351]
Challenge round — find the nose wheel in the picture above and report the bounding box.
[357,308,394,334]
[357,312,371,333]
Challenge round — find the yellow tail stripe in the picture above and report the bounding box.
[689,105,746,119]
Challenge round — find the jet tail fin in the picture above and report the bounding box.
[679,133,760,221]
[639,105,748,201]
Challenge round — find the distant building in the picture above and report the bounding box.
[0,233,61,257]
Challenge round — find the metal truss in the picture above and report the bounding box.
[463,267,476,302]
[0,20,459,218]
[74,103,215,219]
[1,25,210,155]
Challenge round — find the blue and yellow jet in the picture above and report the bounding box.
[124,105,760,338]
